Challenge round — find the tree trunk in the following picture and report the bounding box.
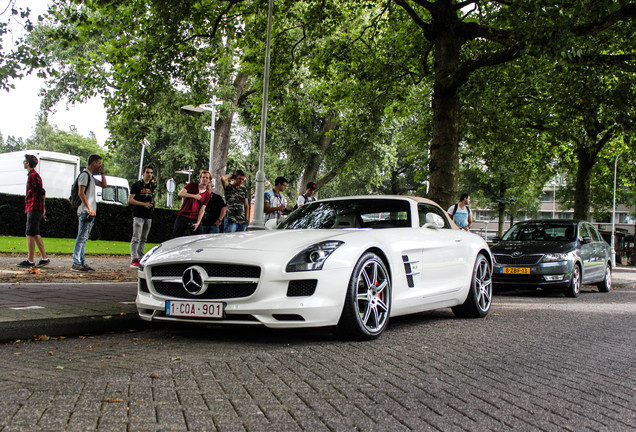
[573,146,595,220]
[299,115,338,194]
[497,202,506,237]
[428,5,461,209]
[212,72,250,194]
[497,182,507,237]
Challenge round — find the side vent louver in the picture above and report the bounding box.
[402,255,419,288]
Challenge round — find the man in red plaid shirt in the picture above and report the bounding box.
[18,154,50,268]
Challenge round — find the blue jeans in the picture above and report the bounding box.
[224,220,247,232]
[200,225,220,234]
[73,213,95,265]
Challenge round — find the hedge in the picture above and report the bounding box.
[1,193,177,243]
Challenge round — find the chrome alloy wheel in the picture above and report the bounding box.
[567,264,581,297]
[354,257,390,333]
[474,256,493,313]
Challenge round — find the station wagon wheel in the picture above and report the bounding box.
[597,262,611,293]
[336,252,391,340]
[452,254,492,318]
[565,263,581,298]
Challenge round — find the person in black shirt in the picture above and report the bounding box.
[128,165,155,268]
[200,182,226,234]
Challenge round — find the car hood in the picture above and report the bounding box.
[490,240,577,255]
[149,229,356,261]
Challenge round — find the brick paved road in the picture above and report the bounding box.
[1,288,635,431]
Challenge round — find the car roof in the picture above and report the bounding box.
[514,219,582,224]
[319,195,439,206]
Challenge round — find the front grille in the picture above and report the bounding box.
[149,262,261,300]
[153,281,257,299]
[493,254,543,265]
[287,280,317,297]
[151,263,261,278]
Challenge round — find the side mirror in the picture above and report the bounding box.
[492,236,501,243]
[581,236,593,244]
[422,213,445,229]
[265,219,278,230]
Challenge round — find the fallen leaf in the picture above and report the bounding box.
[102,398,123,403]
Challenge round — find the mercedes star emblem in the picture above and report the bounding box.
[182,266,207,295]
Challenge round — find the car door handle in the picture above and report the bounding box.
[455,236,462,243]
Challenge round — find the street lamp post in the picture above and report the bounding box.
[250,0,274,230]
[611,152,622,267]
[138,138,150,180]
[551,174,558,219]
[181,97,223,188]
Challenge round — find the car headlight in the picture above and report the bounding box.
[139,244,162,271]
[542,252,568,263]
[286,241,344,272]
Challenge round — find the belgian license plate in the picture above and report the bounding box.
[166,301,225,318]
[501,267,530,275]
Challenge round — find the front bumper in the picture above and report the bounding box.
[135,265,349,329]
[492,261,573,289]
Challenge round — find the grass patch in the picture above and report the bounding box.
[0,236,157,256]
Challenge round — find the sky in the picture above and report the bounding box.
[0,1,109,147]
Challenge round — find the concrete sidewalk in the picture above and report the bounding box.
[0,255,141,342]
[0,253,635,343]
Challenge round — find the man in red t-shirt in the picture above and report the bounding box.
[171,170,212,238]
[18,154,50,268]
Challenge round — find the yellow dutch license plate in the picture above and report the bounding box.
[501,267,530,274]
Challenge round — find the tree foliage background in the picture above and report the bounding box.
[0,0,635,233]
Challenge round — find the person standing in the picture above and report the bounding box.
[447,193,473,231]
[128,165,155,268]
[17,154,50,268]
[264,176,288,224]
[199,180,226,234]
[172,170,211,238]
[220,170,249,232]
[296,182,317,208]
[72,154,107,272]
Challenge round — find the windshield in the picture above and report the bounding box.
[278,199,412,230]
[502,221,577,242]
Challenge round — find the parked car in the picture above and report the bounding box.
[136,196,494,340]
[491,219,611,297]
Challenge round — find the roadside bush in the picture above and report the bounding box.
[0,193,176,243]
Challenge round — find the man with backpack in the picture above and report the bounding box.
[296,182,317,209]
[447,193,473,231]
[71,154,107,272]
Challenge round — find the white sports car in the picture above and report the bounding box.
[136,196,493,340]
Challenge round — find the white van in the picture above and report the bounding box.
[93,174,130,205]
[0,150,80,198]
[0,150,130,205]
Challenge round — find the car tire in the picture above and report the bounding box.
[565,263,581,298]
[452,254,492,318]
[597,262,611,293]
[335,252,391,341]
